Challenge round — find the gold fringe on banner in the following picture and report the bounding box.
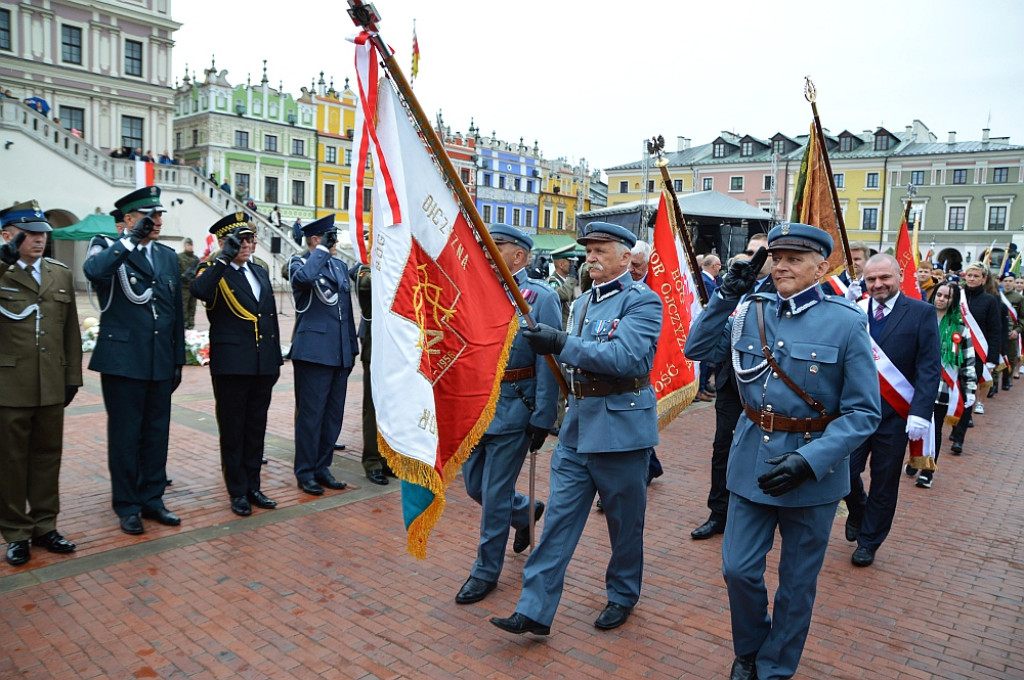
[908,455,937,472]
[656,378,699,431]
[944,414,961,427]
[380,315,519,559]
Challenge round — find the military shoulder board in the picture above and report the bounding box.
[44,257,69,269]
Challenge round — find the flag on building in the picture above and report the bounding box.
[895,213,922,299]
[353,35,517,559]
[135,157,154,189]
[648,191,700,427]
[790,124,844,275]
[411,22,420,81]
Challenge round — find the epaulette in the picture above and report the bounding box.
[748,291,774,301]
[44,257,69,269]
[526,276,548,287]
[823,295,862,313]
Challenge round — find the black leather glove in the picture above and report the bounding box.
[63,385,78,407]
[526,423,548,452]
[219,232,241,263]
[127,215,156,245]
[523,323,567,355]
[719,246,768,300]
[0,231,26,265]
[758,452,813,497]
[321,230,338,250]
[171,366,182,393]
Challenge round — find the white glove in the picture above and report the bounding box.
[985,362,996,372]
[845,281,862,301]
[964,393,976,408]
[906,415,930,441]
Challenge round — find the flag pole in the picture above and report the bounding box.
[804,77,855,280]
[647,135,709,306]
[347,1,568,398]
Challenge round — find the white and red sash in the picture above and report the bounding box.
[858,299,936,467]
[960,300,992,383]
[941,363,963,425]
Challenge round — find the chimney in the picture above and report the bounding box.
[948,131,956,144]
[905,125,913,138]
[982,128,990,142]
[677,136,691,151]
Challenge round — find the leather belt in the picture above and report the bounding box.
[744,404,837,434]
[502,366,536,382]
[571,375,651,399]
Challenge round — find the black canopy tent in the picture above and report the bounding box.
[577,191,775,260]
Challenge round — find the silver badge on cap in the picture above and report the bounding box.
[781,224,790,235]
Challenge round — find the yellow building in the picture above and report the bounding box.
[538,159,591,234]
[313,78,373,228]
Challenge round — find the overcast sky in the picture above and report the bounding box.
[171,0,1024,176]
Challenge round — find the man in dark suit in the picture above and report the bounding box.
[844,254,941,567]
[288,214,358,495]
[0,202,83,566]
[190,215,283,516]
[691,233,774,541]
[83,187,185,534]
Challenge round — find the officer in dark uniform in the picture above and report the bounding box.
[0,201,83,566]
[288,214,358,495]
[685,223,881,680]
[454,224,561,606]
[190,216,282,516]
[178,237,199,329]
[86,208,126,261]
[83,186,185,535]
[491,222,662,636]
[350,261,389,485]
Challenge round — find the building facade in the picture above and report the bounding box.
[172,60,317,224]
[0,0,180,154]
[474,133,542,233]
[537,156,591,235]
[605,121,1024,267]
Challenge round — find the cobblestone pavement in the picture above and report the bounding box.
[0,294,1021,679]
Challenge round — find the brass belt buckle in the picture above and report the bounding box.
[760,411,774,433]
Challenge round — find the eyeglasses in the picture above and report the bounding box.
[239,234,255,243]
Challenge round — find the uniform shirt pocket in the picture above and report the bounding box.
[789,342,839,393]
[606,388,655,412]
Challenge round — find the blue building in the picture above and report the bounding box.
[474,131,542,234]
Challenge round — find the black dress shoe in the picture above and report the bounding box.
[513,501,545,554]
[845,517,861,542]
[691,518,726,540]
[382,466,397,478]
[314,472,347,490]
[730,654,758,680]
[951,441,963,455]
[455,576,497,604]
[261,457,268,465]
[366,470,389,485]
[230,496,252,516]
[594,602,632,630]
[120,514,144,535]
[987,386,998,398]
[299,479,324,495]
[333,442,346,451]
[852,546,876,567]
[141,508,181,526]
[31,530,76,554]
[595,497,603,511]
[5,541,30,566]
[247,490,277,509]
[490,612,550,636]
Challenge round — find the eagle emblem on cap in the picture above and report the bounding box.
[235,212,245,222]
[781,224,790,235]
[149,187,158,195]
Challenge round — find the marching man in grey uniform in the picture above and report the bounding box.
[685,224,881,680]
[490,221,662,636]
[455,224,561,605]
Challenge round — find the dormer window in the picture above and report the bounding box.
[840,136,853,152]
[713,143,726,159]
[741,141,753,157]
[772,140,786,155]
[874,135,890,151]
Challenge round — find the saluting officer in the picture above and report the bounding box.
[190,215,282,516]
[685,223,881,680]
[0,202,83,566]
[83,186,185,535]
[455,224,561,606]
[491,222,662,636]
[288,214,358,495]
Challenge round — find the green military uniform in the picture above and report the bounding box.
[178,239,199,329]
[0,202,83,551]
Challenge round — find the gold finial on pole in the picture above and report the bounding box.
[804,76,817,103]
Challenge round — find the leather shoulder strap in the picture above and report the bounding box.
[756,301,828,416]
